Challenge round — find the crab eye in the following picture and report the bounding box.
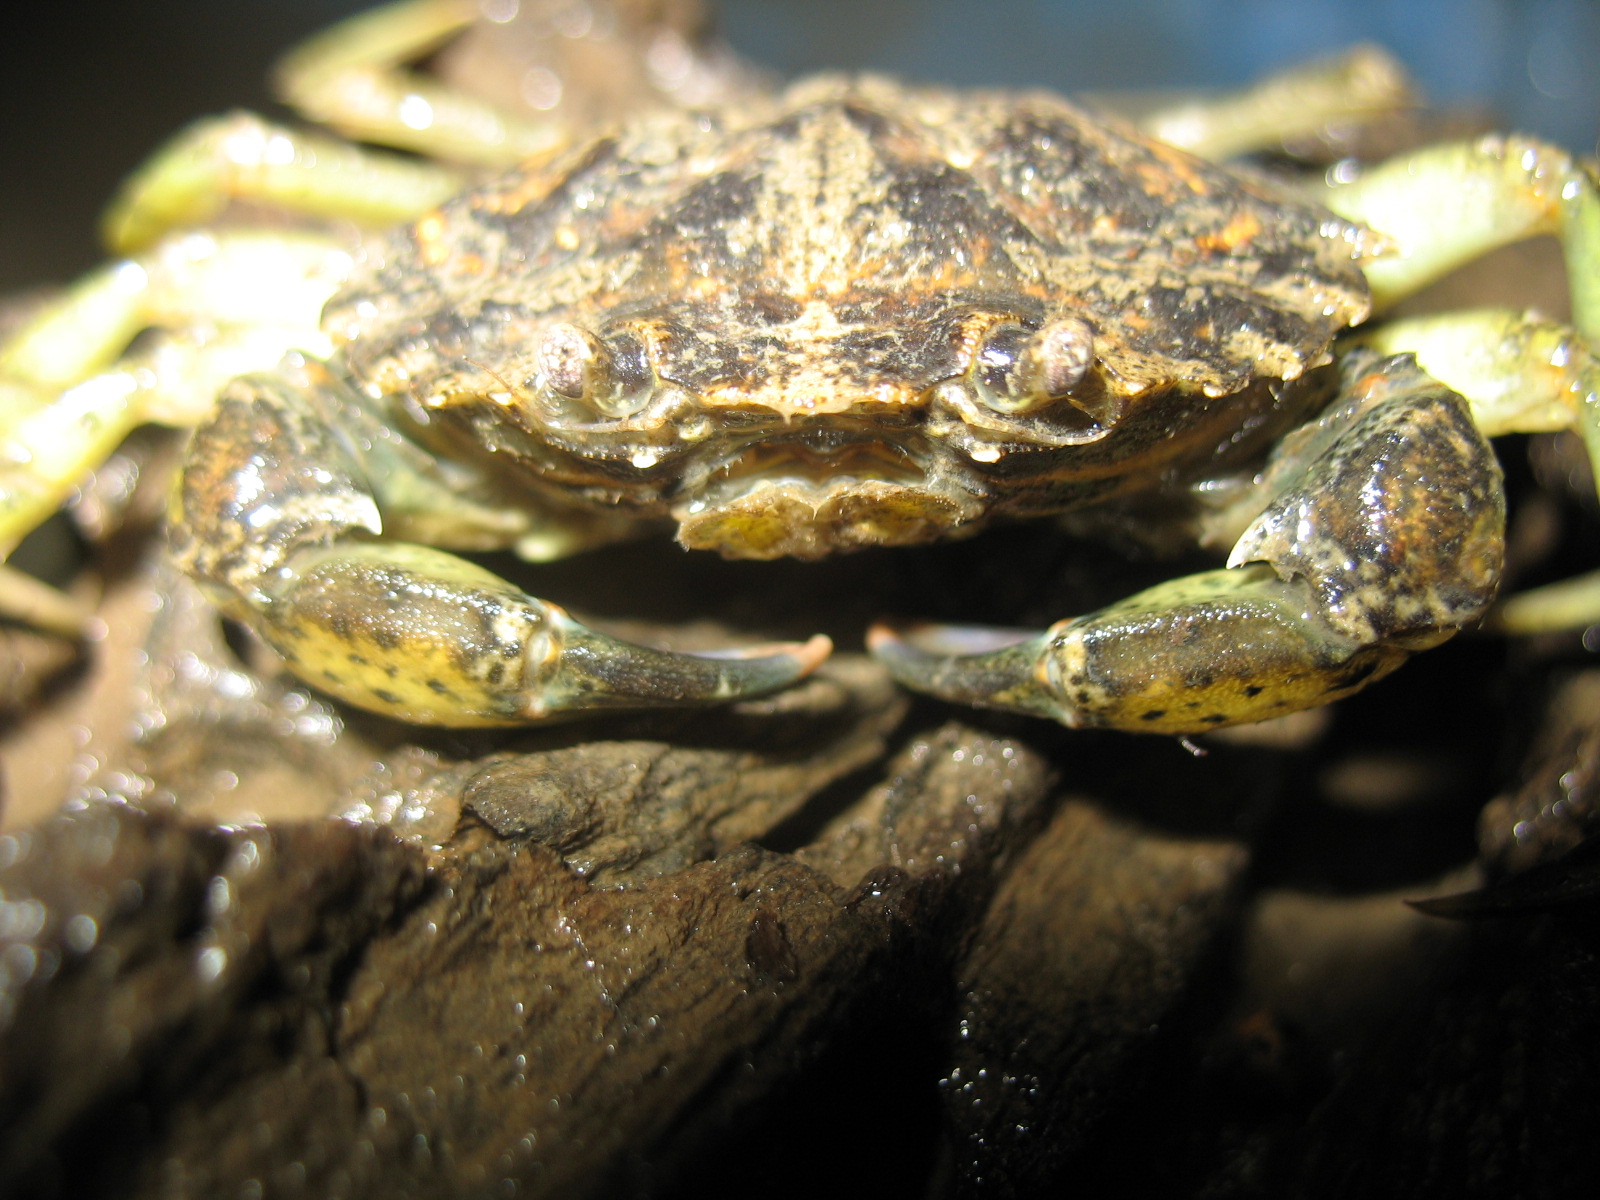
[534,322,654,419]
[974,316,1096,415]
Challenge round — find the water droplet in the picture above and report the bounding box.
[398,94,435,131]
[521,67,563,112]
[195,945,228,984]
[63,913,98,954]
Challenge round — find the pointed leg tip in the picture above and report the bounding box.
[866,621,928,671]
[712,632,832,675]
[795,632,834,674]
[865,621,901,654]
[702,631,831,703]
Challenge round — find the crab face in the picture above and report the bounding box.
[326,77,1371,560]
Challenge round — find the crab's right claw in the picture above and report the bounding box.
[189,538,832,728]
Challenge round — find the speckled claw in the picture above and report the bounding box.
[187,536,834,728]
[868,622,1068,723]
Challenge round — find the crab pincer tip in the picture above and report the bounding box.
[867,620,1064,720]
[870,614,1043,700]
[546,619,833,714]
[703,632,833,672]
[681,631,833,702]
[776,632,835,675]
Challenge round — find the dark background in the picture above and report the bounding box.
[1,0,1595,295]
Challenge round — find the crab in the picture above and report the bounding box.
[2,0,1599,735]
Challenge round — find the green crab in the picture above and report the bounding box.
[2,0,1598,734]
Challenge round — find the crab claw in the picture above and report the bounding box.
[539,614,833,718]
[238,545,836,727]
[867,621,1071,724]
[870,564,1431,735]
[170,365,835,728]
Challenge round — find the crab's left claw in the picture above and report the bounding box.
[872,351,1507,735]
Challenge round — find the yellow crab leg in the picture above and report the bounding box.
[0,231,343,563]
[273,0,569,168]
[1,373,143,562]
[1,231,344,393]
[1357,308,1600,449]
[0,262,153,394]
[103,113,465,255]
[1321,135,1600,341]
[1138,45,1413,161]
[872,352,1503,734]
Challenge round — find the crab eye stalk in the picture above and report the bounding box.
[538,322,607,401]
[534,322,654,419]
[974,316,1097,415]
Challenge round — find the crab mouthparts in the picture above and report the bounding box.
[711,433,925,487]
[673,434,979,560]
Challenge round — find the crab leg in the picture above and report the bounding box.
[1319,132,1600,633]
[273,0,759,171]
[170,363,828,727]
[102,113,465,254]
[1357,308,1600,460]
[1138,45,1413,161]
[871,352,1503,734]
[273,0,567,168]
[0,231,343,567]
[1320,135,1600,341]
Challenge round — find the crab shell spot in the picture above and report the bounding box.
[413,212,451,268]
[676,481,981,560]
[1135,154,1210,201]
[1148,141,1214,195]
[1196,211,1262,255]
[683,301,931,416]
